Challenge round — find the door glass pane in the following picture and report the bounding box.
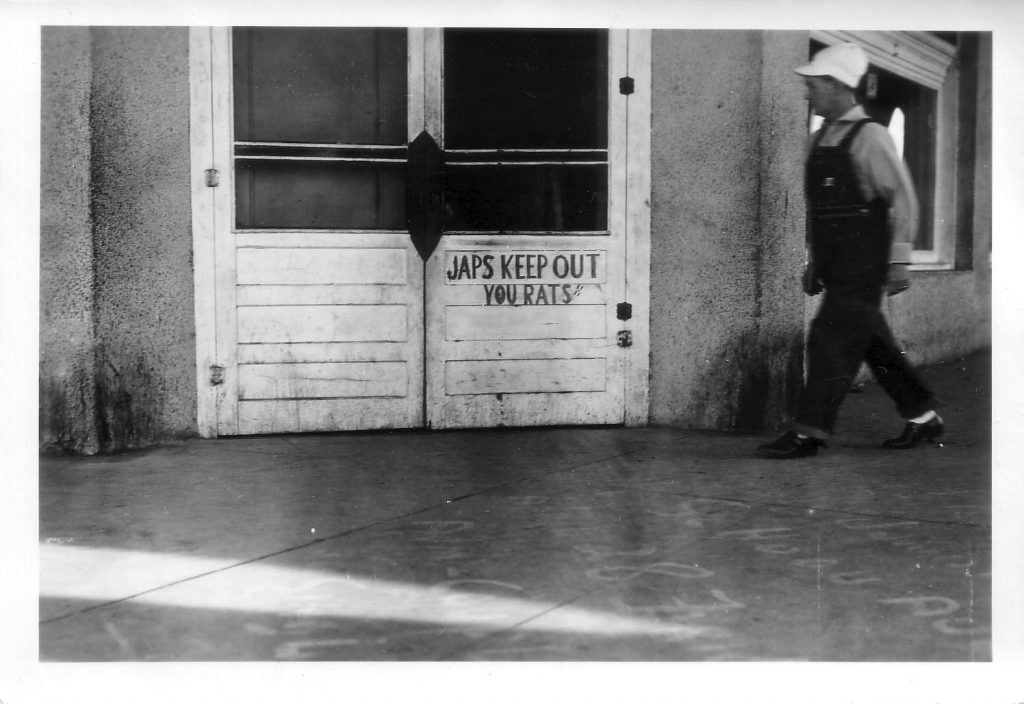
[444,165,607,232]
[443,29,608,149]
[232,28,408,230]
[236,161,406,230]
[442,29,608,233]
[233,27,407,144]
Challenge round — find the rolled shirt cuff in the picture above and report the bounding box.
[889,241,913,264]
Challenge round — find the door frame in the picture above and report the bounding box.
[618,29,652,426]
[188,26,651,437]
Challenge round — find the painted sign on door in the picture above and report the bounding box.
[445,250,605,306]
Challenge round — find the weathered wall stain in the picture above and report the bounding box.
[93,349,158,452]
[733,333,804,432]
[40,366,97,455]
[40,27,99,454]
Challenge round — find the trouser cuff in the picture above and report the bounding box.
[793,423,829,442]
[900,397,941,420]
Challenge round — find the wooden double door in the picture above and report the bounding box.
[192,27,650,434]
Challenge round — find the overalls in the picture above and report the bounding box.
[794,119,935,438]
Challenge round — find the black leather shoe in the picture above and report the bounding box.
[882,416,944,449]
[757,431,824,459]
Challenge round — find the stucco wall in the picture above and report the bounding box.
[89,27,197,451]
[884,269,990,367]
[40,27,98,453]
[40,27,197,453]
[649,30,809,430]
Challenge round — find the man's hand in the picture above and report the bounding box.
[886,263,911,296]
[803,263,823,296]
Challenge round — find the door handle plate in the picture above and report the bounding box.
[406,130,444,261]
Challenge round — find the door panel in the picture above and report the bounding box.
[444,305,607,341]
[444,358,608,395]
[236,247,409,286]
[237,304,408,344]
[236,397,418,435]
[220,28,424,434]
[239,362,409,398]
[425,29,625,429]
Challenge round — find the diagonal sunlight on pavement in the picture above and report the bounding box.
[40,544,710,640]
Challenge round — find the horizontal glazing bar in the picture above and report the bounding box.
[235,229,408,235]
[236,142,408,150]
[235,155,406,163]
[235,143,408,161]
[446,161,608,166]
[443,230,610,236]
[443,149,608,164]
[445,148,608,154]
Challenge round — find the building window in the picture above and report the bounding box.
[863,66,938,253]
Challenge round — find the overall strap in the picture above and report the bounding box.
[809,124,829,151]
[837,117,875,151]
[809,117,874,152]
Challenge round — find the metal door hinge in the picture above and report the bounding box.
[205,168,220,187]
[866,72,878,100]
[209,364,225,385]
[619,76,635,95]
[617,330,633,348]
[616,302,633,320]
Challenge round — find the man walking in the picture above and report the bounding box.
[758,42,943,459]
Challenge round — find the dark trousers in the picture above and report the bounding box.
[796,221,935,438]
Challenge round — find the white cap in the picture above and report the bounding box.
[794,42,869,89]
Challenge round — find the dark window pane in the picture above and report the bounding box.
[443,29,608,150]
[864,66,937,251]
[444,165,607,232]
[233,28,407,145]
[236,161,406,230]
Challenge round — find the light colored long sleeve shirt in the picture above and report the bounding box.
[811,105,919,264]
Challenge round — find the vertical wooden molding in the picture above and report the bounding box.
[188,27,218,437]
[607,30,629,425]
[407,28,426,139]
[624,29,652,427]
[954,33,979,272]
[933,57,959,269]
[420,28,444,428]
[423,28,443,144]
[210,27,240,435]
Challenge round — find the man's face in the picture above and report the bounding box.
[803,76,838,116]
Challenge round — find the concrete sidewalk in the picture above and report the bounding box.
[38,350,991,661]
